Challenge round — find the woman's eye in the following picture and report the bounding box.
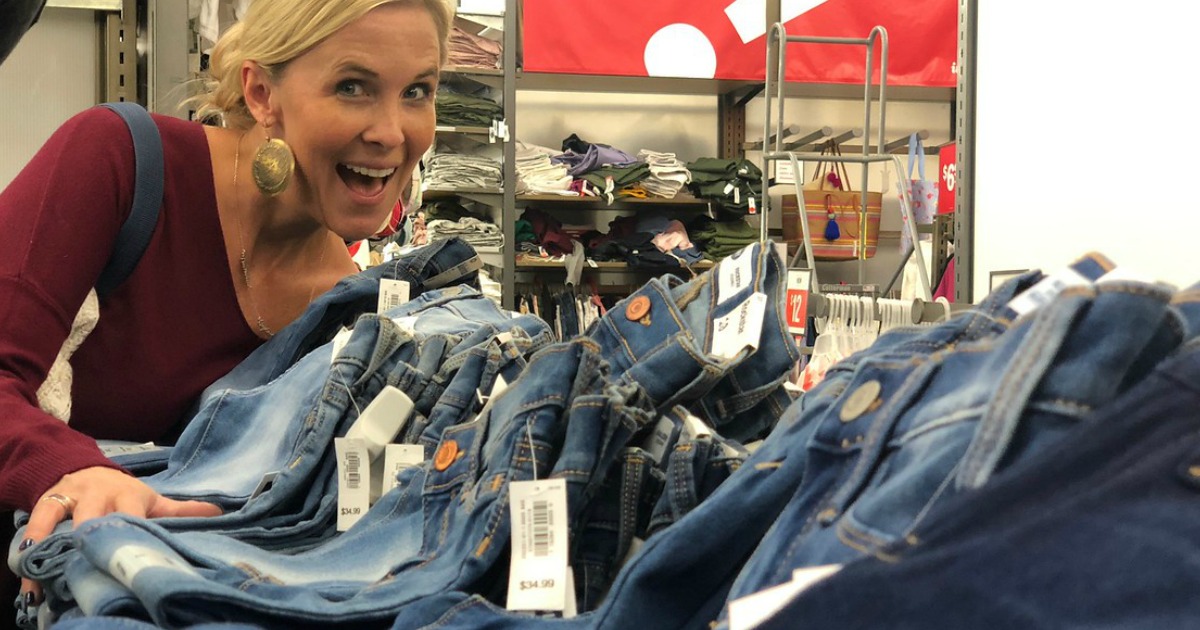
[337,81,365,97]
[404,84,433,100]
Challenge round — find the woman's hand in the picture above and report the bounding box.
[15,466,222,611]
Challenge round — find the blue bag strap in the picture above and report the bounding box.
[907,132,926,182]
[95,102,163,299]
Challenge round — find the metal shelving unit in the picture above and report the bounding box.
[757,23,931,299]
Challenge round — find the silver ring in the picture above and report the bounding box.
[40,493,77,512]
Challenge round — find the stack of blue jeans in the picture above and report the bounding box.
[10,241,801,628]
[31,242,1195,630]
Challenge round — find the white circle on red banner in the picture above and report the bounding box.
[643,23,716,79]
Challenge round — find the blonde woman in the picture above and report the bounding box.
[0,0,452,613]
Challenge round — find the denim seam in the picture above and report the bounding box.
[958,293,1089,489]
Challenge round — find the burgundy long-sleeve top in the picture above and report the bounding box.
[0,107,263,512]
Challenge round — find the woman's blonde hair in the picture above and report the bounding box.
[193,0,454,129]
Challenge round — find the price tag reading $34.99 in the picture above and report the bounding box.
[506,478,569,612]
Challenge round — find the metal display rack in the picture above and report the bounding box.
[757,22,931,299]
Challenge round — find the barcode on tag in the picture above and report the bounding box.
[335,438,371,531]
[345,450,362,489]
[382,444,424,493]
[377,279,411,314]
[532,500,552,557]
[507,479,569,612]
[1006,268,1088,317]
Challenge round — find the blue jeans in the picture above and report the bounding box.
[16,316,430,602]
[361,255,1133,630]
[752,337,1200,630]
[37,243,801,628]
[721,277,1184,612]
[202,238,482,397]
[55,340,656,627]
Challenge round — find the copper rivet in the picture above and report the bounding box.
[839,380,882,422]
[1189,465,1200,479]
[626,295,651,321]
[434,440,459,471]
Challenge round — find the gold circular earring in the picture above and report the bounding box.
[252,131,294,197]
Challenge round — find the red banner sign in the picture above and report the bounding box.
[523,0,956,87]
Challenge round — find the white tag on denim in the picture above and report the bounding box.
[97,442,158,457]
[792,564,842,589]
[249,471,279,500]
[620,536,645,570]
[345,386,413,462]
[1097,266,1164,286]
[711,292,767,359]
[377,279,411,314]
[108,545,197,590]
[391,316,418,335]
[330,327,353,363]
[335,437,371,532]
[345,386,413,503]
[562,566,578,619]
[681,412,713,440]
[727,564,842,630]
[642,417,675,464]
[1006,267,1089,317]
[506,478,569,612]
[717,245,756,305]
[489,373,509,399]
[382,444,424,493]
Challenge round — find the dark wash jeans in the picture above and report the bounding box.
[722,278,1184,607]
[754,337,1200,630]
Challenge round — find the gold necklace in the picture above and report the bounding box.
[232,133,330,339]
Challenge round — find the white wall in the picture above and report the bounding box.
[973,2,1200,301]
[0,8,98,189]
[515,91,720,160]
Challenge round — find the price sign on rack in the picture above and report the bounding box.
[785,269,812,337]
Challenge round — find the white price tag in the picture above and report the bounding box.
[791,564,842,590]
[506,478,569,612]
[681,412,713,440]
[330,327,353,363]
[727,565,841,630]
[98,442,159,457]
[641,417,676,464]
[382,444,424,493]
[249,471,279,500]
[1097,266,1161,285]
[378,279,411,314]
[1006,268,1089,317]
[711,292,767,360]
[774,159,796,185]
[335,437,371,532]
[108,545,196,590]
[717,245,756,305]
[562,566,578,619]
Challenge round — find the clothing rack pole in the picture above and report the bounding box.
[808,293,965,325]
[882,129,929,154]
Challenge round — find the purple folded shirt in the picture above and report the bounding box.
[552,144,639,176]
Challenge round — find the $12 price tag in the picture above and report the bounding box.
[506,478,569,612]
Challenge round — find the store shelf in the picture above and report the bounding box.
[443,66,504,77]
[424,187,503,198]
[516,258,715,271]
[516,71,952,102]
[517,191,712,209]
[435,125,493,137]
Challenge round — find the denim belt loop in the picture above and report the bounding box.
[955,288,1096,490]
